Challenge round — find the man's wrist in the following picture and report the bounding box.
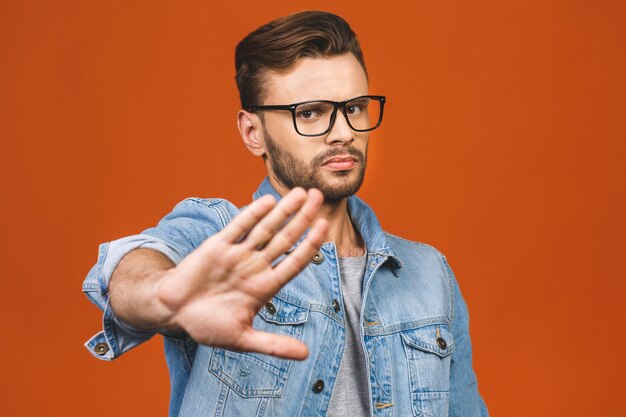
[151,268,182,331]
[109,248,178,331]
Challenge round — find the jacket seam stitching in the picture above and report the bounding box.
[439,255,455,322]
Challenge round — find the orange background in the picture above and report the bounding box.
[1,1,625,416]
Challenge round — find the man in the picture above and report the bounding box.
[83,11,488,417]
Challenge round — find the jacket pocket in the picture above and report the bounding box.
[208,296,309,398]
[401,325,455,417]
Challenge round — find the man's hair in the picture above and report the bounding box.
[235,11,367,109]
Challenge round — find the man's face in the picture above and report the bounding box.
[258,54,370,201]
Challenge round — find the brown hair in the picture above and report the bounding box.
[235,11,367,108]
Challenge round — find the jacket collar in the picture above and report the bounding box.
[253,177,403,274]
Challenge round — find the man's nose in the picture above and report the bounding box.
[325,109,355,146]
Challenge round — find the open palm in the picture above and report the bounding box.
[156,187,327,360]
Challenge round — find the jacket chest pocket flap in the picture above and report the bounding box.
[209,297,309,398]
[401,325,455,416]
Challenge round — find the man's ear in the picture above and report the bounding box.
[237,110,265,157]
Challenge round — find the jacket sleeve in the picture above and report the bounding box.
[442,256,489,417]
[82,198,234,361]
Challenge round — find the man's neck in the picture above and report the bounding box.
[268,177,365,257]
[318,198,365,258]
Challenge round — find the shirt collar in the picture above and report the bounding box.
[252,177,403,274]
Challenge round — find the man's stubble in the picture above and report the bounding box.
[263,127,368,202]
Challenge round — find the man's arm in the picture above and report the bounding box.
[109,248,177,331]
[443,256,489,417]
[106,187,327,360]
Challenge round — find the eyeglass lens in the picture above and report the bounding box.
[294,97,382,135]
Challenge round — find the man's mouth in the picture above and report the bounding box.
[321,155,358,171]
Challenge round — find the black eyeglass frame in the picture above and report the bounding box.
[247,95,386,137]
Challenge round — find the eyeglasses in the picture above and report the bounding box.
[247,95,386,137]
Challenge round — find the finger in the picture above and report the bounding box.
[270,217,328,287]
[237,329,309,360]
[260,188,324,260]
[241,187,308,250]
[218,194,276,243]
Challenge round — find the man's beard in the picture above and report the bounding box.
[263,129,367,202]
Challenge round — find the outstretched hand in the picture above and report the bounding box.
[156,187,327,360]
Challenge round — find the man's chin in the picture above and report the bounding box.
[314,175,364,201]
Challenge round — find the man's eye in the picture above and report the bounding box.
[347,102,367,115]
[296,108,321,119]
[347,105,361,115]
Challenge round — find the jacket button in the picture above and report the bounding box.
[313,379,325,393]
[265,302,276,315]
[312,251,324,265]
[94,342,109,355]
[332,299,341,312]
[436,337,447,350]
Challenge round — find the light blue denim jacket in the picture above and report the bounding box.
[83,178,488,417]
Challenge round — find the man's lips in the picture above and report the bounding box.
[322,155,358,170]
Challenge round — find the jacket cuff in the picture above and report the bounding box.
[82,234,183,360]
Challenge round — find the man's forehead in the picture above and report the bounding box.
[261,53,368,104]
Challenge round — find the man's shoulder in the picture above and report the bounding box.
[174,197,239,211]
[167,197,242,226]
[383,231,445,259]
[142,197,242,251]
[381,231,452,276]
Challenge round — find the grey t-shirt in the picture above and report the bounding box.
[326,254,370,417]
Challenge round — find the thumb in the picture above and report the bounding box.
[236,329,309,361]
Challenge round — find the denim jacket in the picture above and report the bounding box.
[83,178,488,417]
